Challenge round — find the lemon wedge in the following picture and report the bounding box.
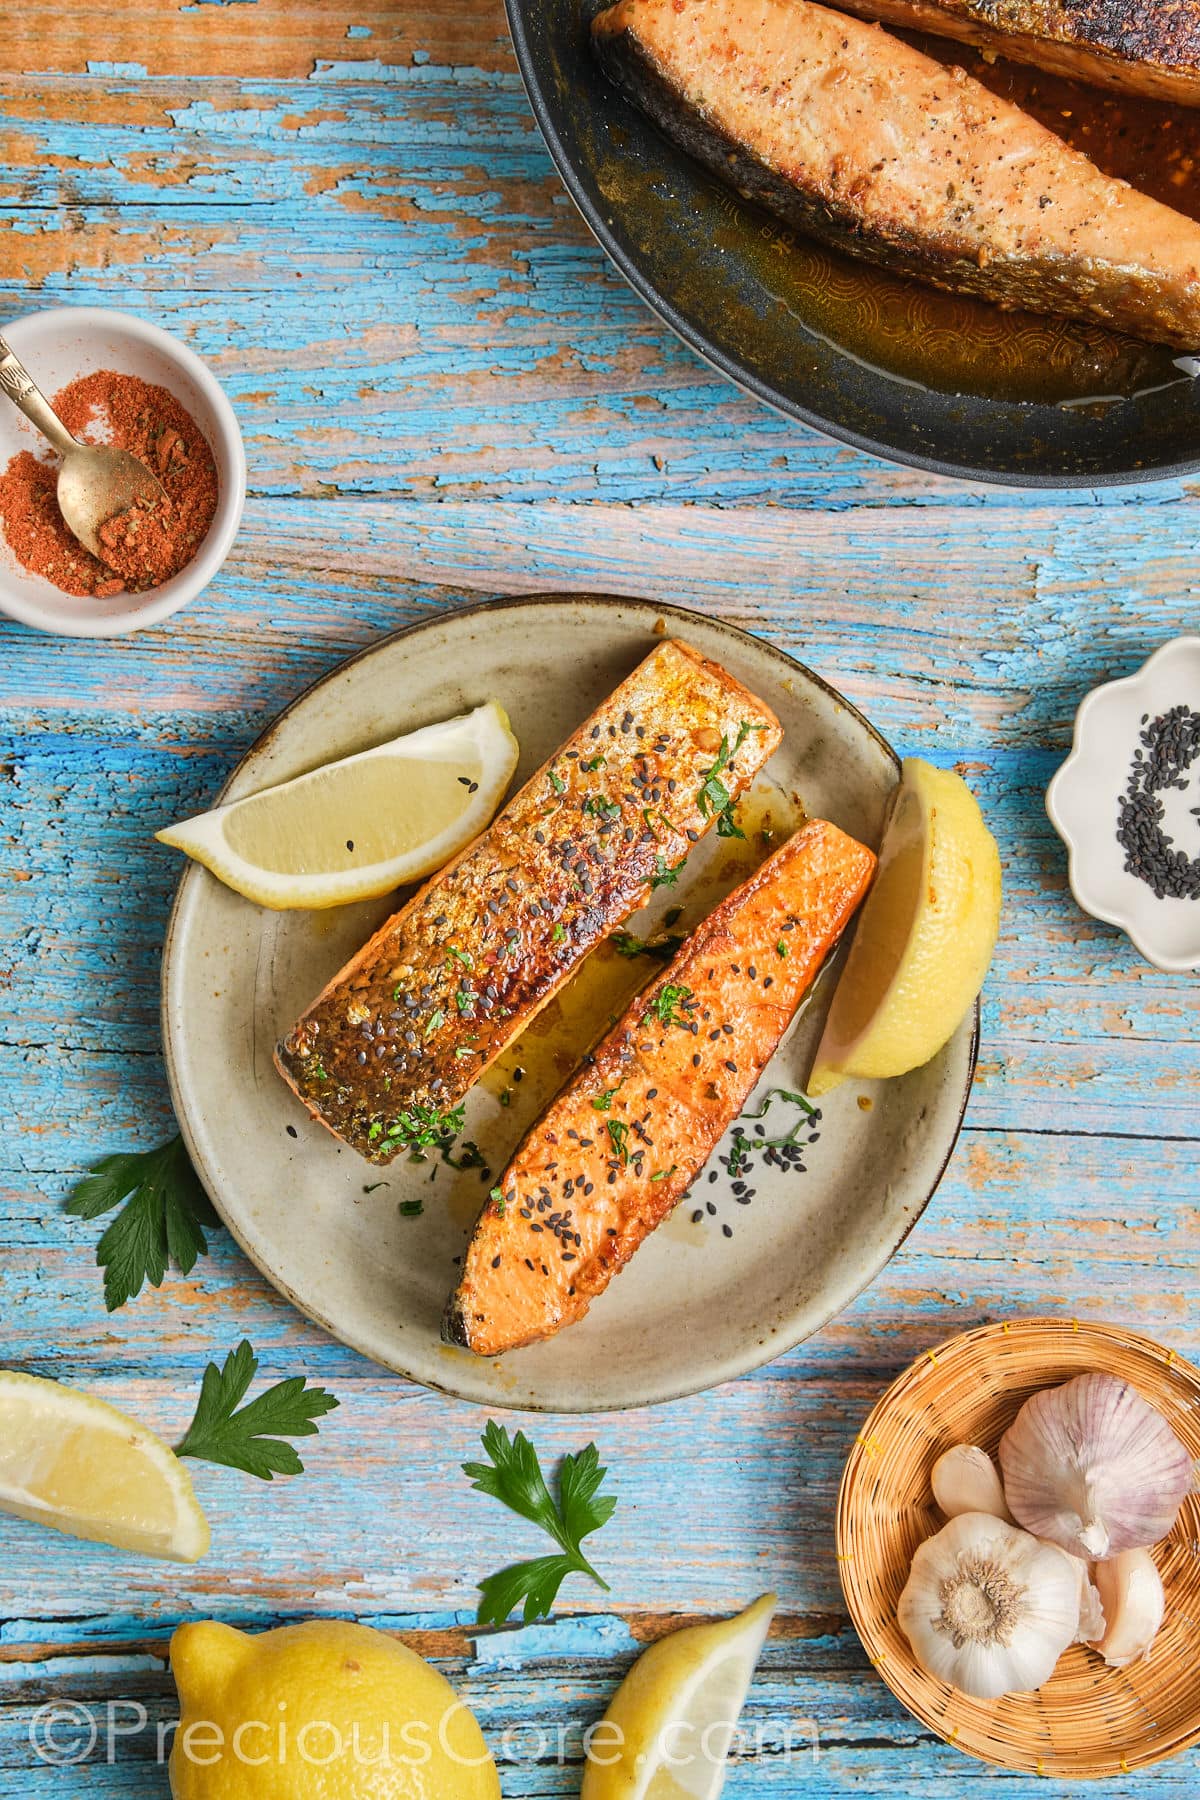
[157,701,519,910]
[808,756,1001,1096]
[581,1593,776,1800]
[0,1371,209,1563]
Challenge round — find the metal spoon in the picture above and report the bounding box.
[0,334,168,564]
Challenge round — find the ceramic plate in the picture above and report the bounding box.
[162,597,976,1411]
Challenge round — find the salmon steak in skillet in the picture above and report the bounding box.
[592,0,1200,348]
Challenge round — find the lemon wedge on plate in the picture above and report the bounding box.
[0,1371,209,1562]
[808,756,1001,1096]
[157,701,519,909]
[581,1593,776,1799]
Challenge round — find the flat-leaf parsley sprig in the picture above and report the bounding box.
[463,1422,618,1626]
[66,1134,221,1312]
[177,1340,339,1481]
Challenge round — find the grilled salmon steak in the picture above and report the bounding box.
[592,0,1200,349]
[444,818,876,1356]
[835,0,1200,107]
[276,640,781,1163]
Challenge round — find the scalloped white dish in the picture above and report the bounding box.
[1047,637,1200,973]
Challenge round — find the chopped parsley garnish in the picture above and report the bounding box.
[697,720,761,840]
[490,1186,506,1215]
[583,795,620,821]
[399,1198,425,1218]
[776,939,788,958]
[381,1099,467,1153]
[581,755,607,772]
[552,922,566,943]
[649,1166,677,1182]
[606,1119,631,1164]
[651,855,680,889]
[725,1088,820,1171]
[592,1087,619,1112]
[611,930,685,961]
[445,946,474,971]
[649,982,693,1027]
[548,768,566,796]
[423,1009,444,1039]
[455,985,475,1014]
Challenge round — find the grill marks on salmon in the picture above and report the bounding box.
[835,0,1200,107]
[275,640,781,1163]
[444,819,876,1357]
[592,0,1200,349]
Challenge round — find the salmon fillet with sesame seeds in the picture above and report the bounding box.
[592,0,1200,349]
[275,639,781,1164]
[835,0,1200,108]
[444,818,876,1357]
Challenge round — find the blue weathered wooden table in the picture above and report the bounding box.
[0,4,1196,1794]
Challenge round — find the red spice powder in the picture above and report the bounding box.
[0,369,219,597]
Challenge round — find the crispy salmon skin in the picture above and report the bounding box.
[445,818,876,1357]
[276,639,781,1163]
[836,0,1200,107]
[593,0,1200,348]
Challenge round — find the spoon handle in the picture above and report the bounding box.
[0,335,80,460]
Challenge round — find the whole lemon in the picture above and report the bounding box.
[169,1619,500,1800]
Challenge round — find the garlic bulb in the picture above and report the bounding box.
[932,1445,1013,1522]
[898,1512,1080,1699]
[1089,1549,1165,1668]
[999,1373,1192,1561]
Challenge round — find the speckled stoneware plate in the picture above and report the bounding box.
[162,597,977,1411]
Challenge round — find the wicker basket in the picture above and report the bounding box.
[837,1318,1200,1777]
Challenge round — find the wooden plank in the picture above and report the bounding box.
[1,1,513,80]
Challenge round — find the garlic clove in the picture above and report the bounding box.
[998,1372,1192,1561]
[932,1444,1013,1522]
[1048,1546,1105,1644]
[1088,1548,1165,1668]
[898,1512,1081,1700]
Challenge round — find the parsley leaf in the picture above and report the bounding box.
[592,1086,619,1112]
[66,1135,220,1313]
[651,855,680,889]
[463,1422,616,1625]
[176,1340,339,1481]
[548,768,566,796]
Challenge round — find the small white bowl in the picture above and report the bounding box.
[1047,636,1200,973]
[0,306,245,637]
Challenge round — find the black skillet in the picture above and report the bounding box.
[504,0,1200,486]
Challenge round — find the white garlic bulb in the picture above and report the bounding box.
[999,1373,1192,1561]
[1089,1549,1165,1668]
[898,1512,1081,1699]
[932,1445,1013,1522]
